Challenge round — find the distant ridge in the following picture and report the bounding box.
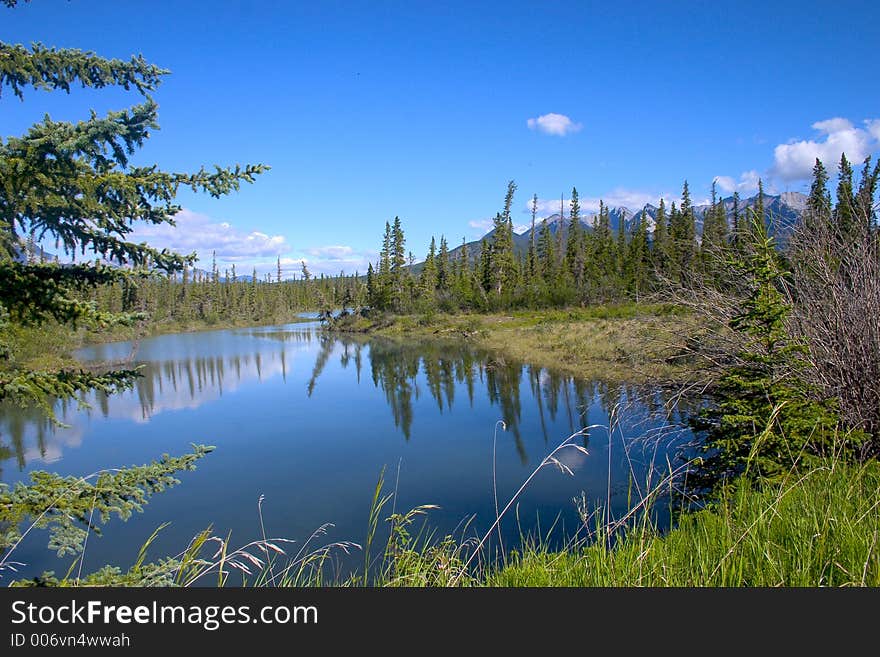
[443,191,807,263]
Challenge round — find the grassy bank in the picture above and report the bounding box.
[9,453,877,587]
[328,303,702,383]
[350,457,879,587]
[485,460,880,587]
[190,456,880,587]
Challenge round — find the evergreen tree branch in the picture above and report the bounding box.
[0,41,168,99]
[0,368,141,415]
[3,100,159,169]
[0,445,214,560]
[0,261,149,324]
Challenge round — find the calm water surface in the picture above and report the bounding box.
[1,319,691,579]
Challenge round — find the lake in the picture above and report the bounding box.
[0,319,692,582]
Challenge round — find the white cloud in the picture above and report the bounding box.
[293,246,377,277]
[713,170,761,195]
[468,217,530,236]
[526,113,583,137]
[772,118,880,181]
[130,209,289,260]
[305,245,354,260]
[525,188,668,219]
[468,218,495,234]
[583,188,660,213]
[527,198,576,217]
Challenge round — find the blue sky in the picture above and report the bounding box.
[2,0,879,276]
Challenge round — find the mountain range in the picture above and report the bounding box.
[445,191,808,264]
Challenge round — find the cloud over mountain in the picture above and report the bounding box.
[714,170,761,195]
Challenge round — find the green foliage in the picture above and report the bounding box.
[0,445,213,560]
[669,181,697,283]
[382,509,471,587]
[0,41,166,99]
[353,175,813,315]
[565,186,583,286]
[0,261,143,326]
[488,180,518,296]
[0,368,139,421]
[490,460,880,586]
[626,206,650,299]
[700,180,728,281]
[360,467,472,586]
[651,197,670,277]
[537,215,556,284]
[0,28,267,415]
[689,213,842,492]
[804,158,832,232]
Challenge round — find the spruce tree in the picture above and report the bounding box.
[616,207,627,290]
[651,198,669,279]
[834,154,856,239]
[419,237,438,300]
[375,221,392,309]
[489,180,517,295]
[700,180,728,283]
[366,262,376,306]
[0,2,253,578]
[436,235,450,294]
[854,156,880,233]
[390,216,406,302]
[249,266,258,314]
[751,179,766,243]
[537,216,556,284]
[731,191,741,251]
[479,237,492,294]
[0,27,265,413]
[456,236,471,303]
[627,207,650,300]
[689,212,839,494]
[566,186,583,286]
[808,159,832,216]
[593,201,618,298]
[556,194,567,274]
[670,180,696,283]
[527,193,539,282]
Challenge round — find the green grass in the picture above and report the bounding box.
[8,446,877,587]
[333,303,700,383]
[204,455,880,588]
[251,457,880,587]
[487,461,880,587]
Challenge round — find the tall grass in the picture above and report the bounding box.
[488,459,880,586]
[10,455,876,587]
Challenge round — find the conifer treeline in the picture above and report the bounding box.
[48,155,878,324]
[366,178,742,312]
[363,155,877,315]
[74,255,363,326]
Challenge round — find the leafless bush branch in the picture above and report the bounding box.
[785,203,880,453]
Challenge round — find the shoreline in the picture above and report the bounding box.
[5,313,319,373]
[10,303,703,389]
[324,304,702,385]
